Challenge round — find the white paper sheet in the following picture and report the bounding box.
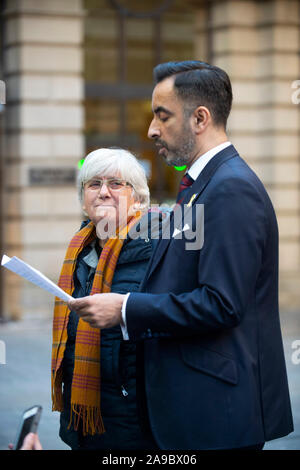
[1,254,73,302]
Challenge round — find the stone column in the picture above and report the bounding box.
[2,0,84,319]
[194,0,300,310]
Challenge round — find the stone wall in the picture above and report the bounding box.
[1,0,299,319]
[195,0,300,310]
[2,0,84,319]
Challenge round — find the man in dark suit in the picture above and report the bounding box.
[69,60,294,450]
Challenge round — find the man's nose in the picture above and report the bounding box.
[148,119,160,140]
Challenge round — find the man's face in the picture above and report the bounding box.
[148,76,196,167]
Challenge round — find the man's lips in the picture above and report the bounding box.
[156,143,168,155]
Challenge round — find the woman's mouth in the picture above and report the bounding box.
[95,205,116,217]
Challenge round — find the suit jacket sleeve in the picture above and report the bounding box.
[125,175,271,341]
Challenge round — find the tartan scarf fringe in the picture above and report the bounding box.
[51,361,104,436]
[69,404,105,436]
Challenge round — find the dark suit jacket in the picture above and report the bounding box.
[126,145,294,450]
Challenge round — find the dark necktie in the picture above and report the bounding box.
[176,173,194,203]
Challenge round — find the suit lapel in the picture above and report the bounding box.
[145,145,239,282]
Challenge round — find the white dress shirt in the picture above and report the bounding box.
[120,141,232,340]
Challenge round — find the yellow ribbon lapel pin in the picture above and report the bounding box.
[187,193,197,207]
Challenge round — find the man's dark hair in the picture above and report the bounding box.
[153,60,233,129]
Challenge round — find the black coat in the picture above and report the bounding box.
[126,145,294,449]
[59,220,158,450]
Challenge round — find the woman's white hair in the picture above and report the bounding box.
[77,147,150,209]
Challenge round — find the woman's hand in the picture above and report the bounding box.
[68,293,125,329]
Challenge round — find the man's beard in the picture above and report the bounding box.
[156,125,196,167]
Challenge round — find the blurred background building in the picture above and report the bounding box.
[0,0,299,320]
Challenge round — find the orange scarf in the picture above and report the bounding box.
[51,214,141,435]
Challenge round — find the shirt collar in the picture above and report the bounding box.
[82,240,99,269]
[188,141,231,181]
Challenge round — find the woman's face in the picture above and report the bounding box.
[82,173,138,239]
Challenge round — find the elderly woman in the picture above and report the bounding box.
[51,148,158,450]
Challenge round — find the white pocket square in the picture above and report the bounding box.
[172,224,190,237]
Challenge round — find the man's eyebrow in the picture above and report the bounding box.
[153,106,173,116]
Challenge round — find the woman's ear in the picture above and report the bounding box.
[81,201,88,216]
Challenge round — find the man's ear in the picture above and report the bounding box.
[192,106,211,134]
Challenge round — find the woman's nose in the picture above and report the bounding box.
[98,182,110,197]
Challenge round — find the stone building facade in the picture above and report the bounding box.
[0,0,299,320]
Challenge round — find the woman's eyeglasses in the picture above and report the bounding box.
[85,178,133,192]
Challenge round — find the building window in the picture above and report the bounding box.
[84,0,194,202]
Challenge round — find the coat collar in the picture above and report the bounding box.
[144,144,239,283]
[181,144,239,206]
